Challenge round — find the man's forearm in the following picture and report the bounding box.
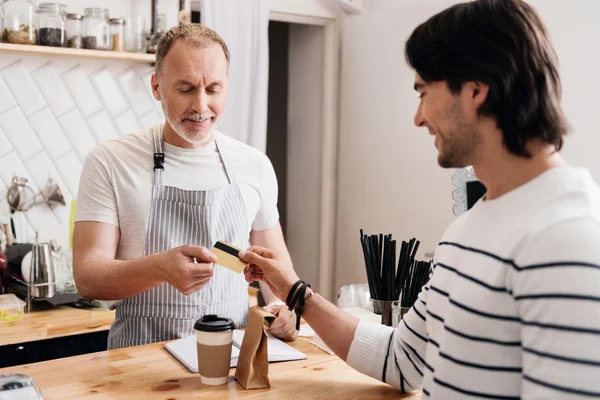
[302,293,360,361]
[75,253,165,300]
[258,281,280,304]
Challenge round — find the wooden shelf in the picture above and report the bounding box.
[0,42,156,64]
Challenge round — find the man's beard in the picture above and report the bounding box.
[437,102,479,168]
[162,101,219,146]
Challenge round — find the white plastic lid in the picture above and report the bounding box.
[0,293,26,311]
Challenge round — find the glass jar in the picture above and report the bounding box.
[82,7,109,50]
[109,17,124,52]
[0,0,37,45]
[66,13,82,48]
[37,3,66,47]
[125,16,145,53]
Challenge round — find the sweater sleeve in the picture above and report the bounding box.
[347,279,430,392]
[510,218,600,399]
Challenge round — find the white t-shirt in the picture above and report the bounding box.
[75,126,280,261]
[347,166,600,398]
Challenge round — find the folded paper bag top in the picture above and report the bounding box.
[235,306,276,389]
[195,314,236,386]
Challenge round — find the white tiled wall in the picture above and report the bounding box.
[0,54,162,248]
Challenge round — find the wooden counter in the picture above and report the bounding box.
[0,286,260,347]
[0,337,421,399]
[0,305,115,347]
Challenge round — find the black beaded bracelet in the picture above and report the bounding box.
[286,280,305,309]
[285,280,311,330]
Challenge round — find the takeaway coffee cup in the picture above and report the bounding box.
[194,314,235,385]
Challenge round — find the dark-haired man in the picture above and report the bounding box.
[238,0,600,398]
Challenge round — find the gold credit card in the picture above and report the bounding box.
[210,241,247,273]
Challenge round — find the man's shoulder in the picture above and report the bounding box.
[90,129,153,161]
[217,132,271,164]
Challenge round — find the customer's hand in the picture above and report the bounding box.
[265,303,298,342]
[239,246,300,302]
[158,245,216,295]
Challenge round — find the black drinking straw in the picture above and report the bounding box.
[360,230,430,304]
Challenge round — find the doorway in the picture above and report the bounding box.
[266,20,327,293]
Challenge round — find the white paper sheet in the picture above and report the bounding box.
[164,329,307,373]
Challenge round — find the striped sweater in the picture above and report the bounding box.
[347,167,600,399]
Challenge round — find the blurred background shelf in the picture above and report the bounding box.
[0,43,155,63]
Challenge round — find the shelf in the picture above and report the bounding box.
[0,42,156,64]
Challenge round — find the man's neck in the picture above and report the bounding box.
[162,121,214,149]
[472,139,567,201]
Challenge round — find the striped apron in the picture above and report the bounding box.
[107,125,250,349]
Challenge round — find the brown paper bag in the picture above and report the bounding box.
[235,306,276,389]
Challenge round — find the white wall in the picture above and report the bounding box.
[526,0,600,180]
[334,0,600,292]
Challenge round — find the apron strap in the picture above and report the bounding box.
[152,125,164,187]
[214,133,236,184]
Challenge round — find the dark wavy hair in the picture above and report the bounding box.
[405,0,569,157]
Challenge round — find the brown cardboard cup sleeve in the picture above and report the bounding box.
[235,306,276,389]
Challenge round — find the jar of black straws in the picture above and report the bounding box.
[360,230,432,326]
[37,3,67,47]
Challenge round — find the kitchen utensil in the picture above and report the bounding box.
[10,218,16,241]
[28,242,55,299]
[44,180,66,206]
[6,177,36,212]
[2,224,11,246]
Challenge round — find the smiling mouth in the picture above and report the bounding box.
[183,117,212,125]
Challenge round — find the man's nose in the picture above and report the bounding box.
[192,90,209,112]
[414,102,426,127]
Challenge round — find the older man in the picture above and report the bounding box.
[73,24,297,349]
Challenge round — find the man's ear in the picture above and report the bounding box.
[466,81,489,109]
[151,73,161,101]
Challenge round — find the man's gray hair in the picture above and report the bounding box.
[155,24,230,75]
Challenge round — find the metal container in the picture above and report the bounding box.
[28,242,55,299]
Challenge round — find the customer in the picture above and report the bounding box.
[240,0,600,398]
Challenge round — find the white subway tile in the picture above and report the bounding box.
[1,63,46,116]
[58,109,97,162]
[24,151,68,197]
[0,75,17,114]
[54,152,82,198]
[29,108,71,161]
[87,110,120,143]
[0,151,40,194]
[0,107,43,161]
[23,204,59,242]
[141,73,164,115]
[10,211,35,245]
[139,110,162,130]
[62,67,103,118]
[118,69,155,117]
[91,69,129,117]
[0,178,7,214]
[33,63,76,117]
[0,126,13,159]
[51,187,73,227]
[115,110,141,136]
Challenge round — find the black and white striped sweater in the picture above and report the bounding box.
[347,167,600,399]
